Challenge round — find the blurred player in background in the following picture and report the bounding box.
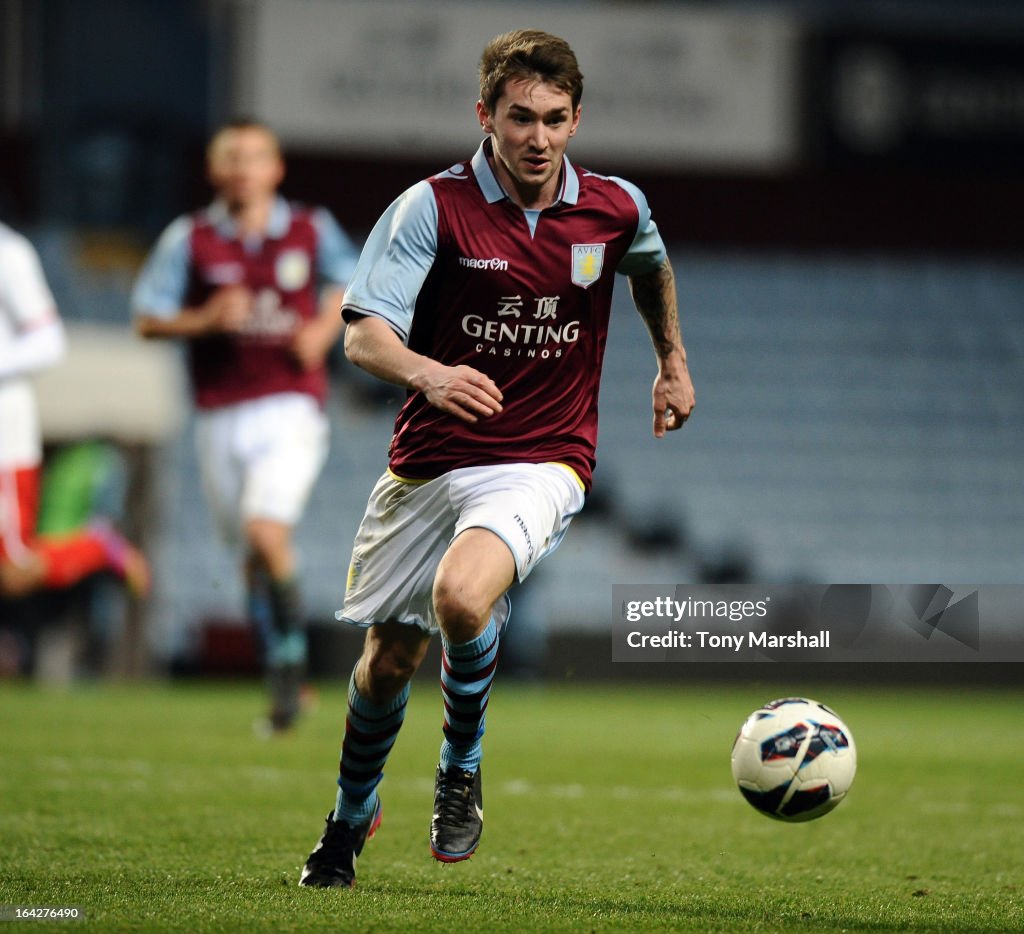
[299,30,695,888]
[0,222,149,604]
[132,119,359,731]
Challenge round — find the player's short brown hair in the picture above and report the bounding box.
[206,118,281,162]
[479,30,584,114]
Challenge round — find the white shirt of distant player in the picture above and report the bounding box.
[0,223,66,467]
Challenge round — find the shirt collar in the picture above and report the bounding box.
[471,139,579,207]
[207,195,291,240]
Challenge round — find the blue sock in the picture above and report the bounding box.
[335,672,408,824]
[267,578,307,668]
[439,618,499,774]
[249,574,308,668]
[268,630,307,668]
[246,572,274,651]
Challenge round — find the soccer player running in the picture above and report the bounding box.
[1,222,149,603]
[299,30,695,887]
[132,120,360,731]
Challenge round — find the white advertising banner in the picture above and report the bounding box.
[237,0,799,169]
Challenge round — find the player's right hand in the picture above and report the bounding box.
[202,286,252,332]
[419,362,503,424]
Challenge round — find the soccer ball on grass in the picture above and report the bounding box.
[730,697,856,822]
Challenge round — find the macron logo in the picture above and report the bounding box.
[459,256,509,271]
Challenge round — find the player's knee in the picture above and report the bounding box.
[0,561,17,597]
[0,557,39,598]
[432,581,488,643]
[246,520,285,552]
[244,519,292,571]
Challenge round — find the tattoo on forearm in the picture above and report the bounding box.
[630,261,679,358]
[630,260,681,359]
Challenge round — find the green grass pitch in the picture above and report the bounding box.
[1,678,1021,932]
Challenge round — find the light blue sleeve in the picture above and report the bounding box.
[311,208,361,287]
[131,216,192,317]
[610,177,668,277]
[341,181,438,342]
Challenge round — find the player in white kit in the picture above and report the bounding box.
[0,221,149,606]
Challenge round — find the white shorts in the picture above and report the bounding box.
[339,462,586,634]
[194,393,328,545]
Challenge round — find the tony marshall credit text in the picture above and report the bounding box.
[624,630,831,651]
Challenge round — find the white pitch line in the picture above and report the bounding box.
[14,756,1022,816]
[17,755,738,804]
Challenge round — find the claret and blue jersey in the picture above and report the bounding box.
[342,139,668,490]
[132,196,359,409]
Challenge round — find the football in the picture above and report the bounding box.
[730,697,857,822]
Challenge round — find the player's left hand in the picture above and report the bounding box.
[290,319,334,371]
[652,354,695,438]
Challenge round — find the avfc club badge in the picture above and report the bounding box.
[275,249,311,291]
[571,243,605,289]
